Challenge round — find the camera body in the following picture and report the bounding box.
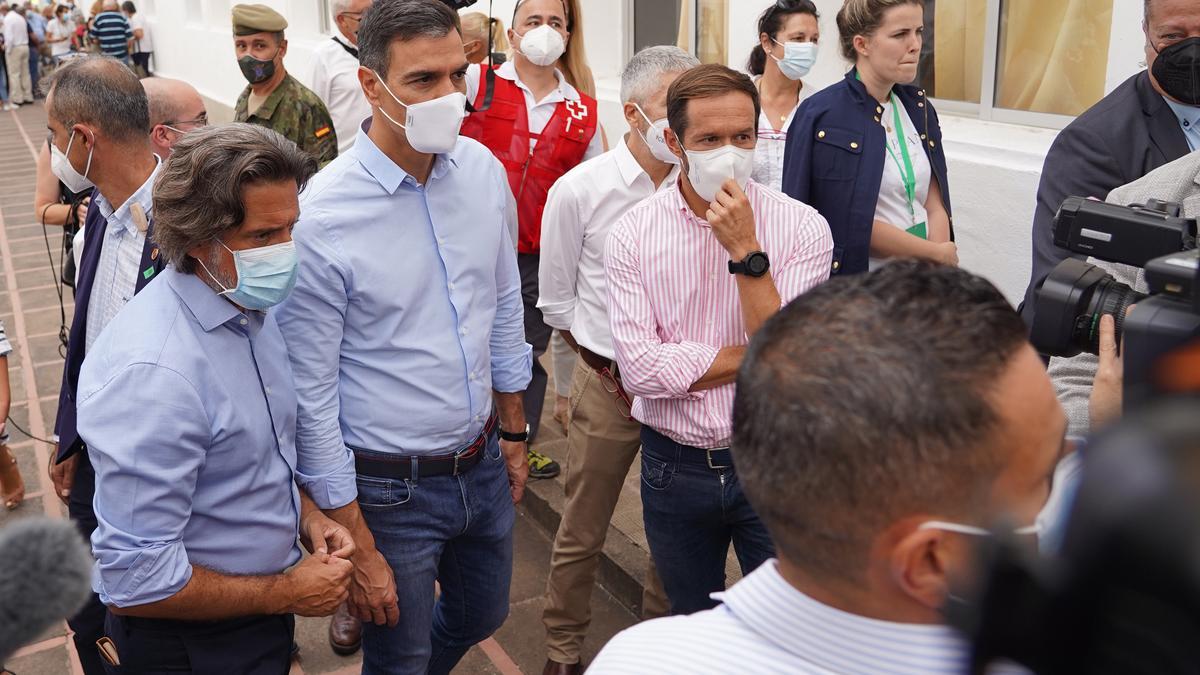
[1030,197,1200,406]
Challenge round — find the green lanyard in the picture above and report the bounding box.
[855,73,926,239]
[884,94,925,239]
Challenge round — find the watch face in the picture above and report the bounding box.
[748,253,770,276]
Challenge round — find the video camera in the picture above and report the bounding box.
[1030,197,1200,407]
[946,397,1200,675]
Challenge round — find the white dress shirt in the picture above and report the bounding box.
[466,60,604,161]
[2,11,29,48]
[605,180,832,448]
[85,158,161,351]
[537,135,677,360]
[874,97,932,234]
[127,13,152,53]
[591,560,1029,675]
[310,34,370,154]
[48,17,73,56]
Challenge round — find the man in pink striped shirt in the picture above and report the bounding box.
[604,64,833,615]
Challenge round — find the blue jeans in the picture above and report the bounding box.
[356,433,514,675]
[639,426,775,616]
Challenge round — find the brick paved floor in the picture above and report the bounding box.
[0,102,637,675]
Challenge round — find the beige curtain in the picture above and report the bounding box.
[995,0,1113,116]
[935,0,1112,116]
[933,0,987,103]
[678,0,727,65]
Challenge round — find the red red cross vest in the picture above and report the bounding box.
[461,66,599,254]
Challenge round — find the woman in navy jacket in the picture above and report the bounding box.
[782,0,954,276]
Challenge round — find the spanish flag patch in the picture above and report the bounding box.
[315,126,332,139]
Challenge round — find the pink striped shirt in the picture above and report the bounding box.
[605,180,833,448]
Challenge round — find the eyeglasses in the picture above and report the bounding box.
[162,113,208,134]
[598,367,633,420]
[340,11,363,22]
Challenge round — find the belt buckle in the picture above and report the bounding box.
[706,448,730,470]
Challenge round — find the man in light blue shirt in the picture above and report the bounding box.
[275,1,532,672]
[1166,97,1200,151]
[79,124,354,673]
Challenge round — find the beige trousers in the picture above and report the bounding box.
[5,45,31,103]
[542,356,669,665]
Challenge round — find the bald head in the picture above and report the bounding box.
[142,77,208,157]
[102,0,118,9]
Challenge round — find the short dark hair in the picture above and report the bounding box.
[45,56,150,143]
[121,1,135,13]
[666,64,760,143]
[747,0,820,76]
[153,124,317,274]
[358,0,461,79]
[732,261,1028,582]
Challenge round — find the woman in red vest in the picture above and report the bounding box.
[462,0,603,480]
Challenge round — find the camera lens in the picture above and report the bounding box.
[1031,259,1147,358]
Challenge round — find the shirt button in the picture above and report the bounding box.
[265,386,272,394]
[448,282,455,290]
[460,327,468,336]
[240,318,248,326]
[438,237,446,245]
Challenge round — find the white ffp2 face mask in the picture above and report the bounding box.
[516,24,566,67]
[633,103,680,166]
[684,144,755,203]
[372,70,467,155]
[50,129,95,194]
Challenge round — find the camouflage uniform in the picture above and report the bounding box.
[235,73,338,168]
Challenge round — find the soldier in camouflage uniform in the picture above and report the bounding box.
[231,4,338,167]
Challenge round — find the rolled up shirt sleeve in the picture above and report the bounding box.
[80,363,208,608]
[276,213,358,510]
[490,166,534,393]
[605,218,718,400]
[537,179,583,332]
[773,209,834,304]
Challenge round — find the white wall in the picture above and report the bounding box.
[146,0,1146,305]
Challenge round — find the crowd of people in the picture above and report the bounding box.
[0,0,1198,672]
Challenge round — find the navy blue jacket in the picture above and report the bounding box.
[781,69,952,276]
[54,196,164,464]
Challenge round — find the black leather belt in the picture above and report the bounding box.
[579,346,614,374]
[350,415,497,480]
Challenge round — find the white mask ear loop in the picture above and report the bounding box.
[371,69,409,129]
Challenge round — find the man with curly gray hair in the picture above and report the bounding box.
[77,123,359,673]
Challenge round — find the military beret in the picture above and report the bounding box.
[231,3,287,36]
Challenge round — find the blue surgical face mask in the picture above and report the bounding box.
[771,39,818,81]
[200,239,298,310]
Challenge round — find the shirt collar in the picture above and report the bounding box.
[1165,96,1200,132]
[164,266,248,333]
[615,135,680,190]
[93,155,162,236]
[352,119,459,194]
[496,60,579,104]
[718,561,971,674]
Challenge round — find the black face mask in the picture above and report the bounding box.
[1152,36,1200,106]
[238,53,277,85]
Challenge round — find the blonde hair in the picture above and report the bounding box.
[836,0,924,61]
[513,0,595,98]
[461,11,510,54]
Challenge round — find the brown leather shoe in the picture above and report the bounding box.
[542,659,583,675]
[328,602,362,656]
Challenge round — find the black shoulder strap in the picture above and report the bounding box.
[332,36,358,59]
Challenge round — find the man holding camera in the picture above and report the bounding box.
[1020,0,1199,323]
[1049,154,1200,440]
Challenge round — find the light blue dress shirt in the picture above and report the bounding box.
[1165,97,1200,152]
[276,124,532,510]
[79,268,301,608]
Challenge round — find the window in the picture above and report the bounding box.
[632,0,683,55]
[319,0,332,35]
[919,0,1114,127]
[675,0,727,65]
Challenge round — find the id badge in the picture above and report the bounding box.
[906,221,928,240]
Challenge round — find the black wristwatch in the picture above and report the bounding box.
[728,251,770,277]
[498,424,530,443]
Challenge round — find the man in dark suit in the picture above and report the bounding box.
[1020,0,1199,325]
[43,56,164,675]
